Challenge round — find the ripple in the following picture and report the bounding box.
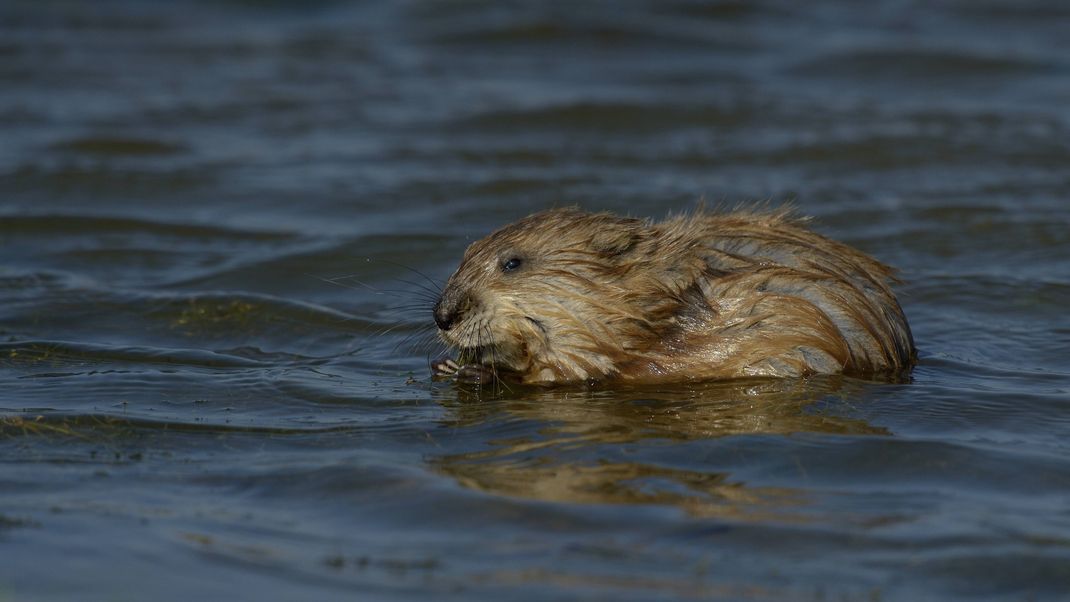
[788,48,1059,80]
[3,163,215,196]
[49,136,188,156]
[0,215,316,290]
[0,282,379,355]
[456,100,757,133]
[0,214,295,241]
[910,551,1070,599]
[0,413,389,438]
[0,339,270,370]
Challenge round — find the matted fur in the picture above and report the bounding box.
[434,208,915,384]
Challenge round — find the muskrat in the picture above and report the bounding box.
[432,207,915,385]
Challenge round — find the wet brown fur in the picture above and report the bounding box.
[435,208,915,384]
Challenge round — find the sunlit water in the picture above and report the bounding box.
[2,1,1069,600]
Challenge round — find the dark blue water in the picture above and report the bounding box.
[2,1,1069,600]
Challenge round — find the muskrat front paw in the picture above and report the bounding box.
[431,357,461,377]
[431,357,497,385]
[454,364,496,385]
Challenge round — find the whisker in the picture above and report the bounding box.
[377,303,436,315]
[371,318,423,338]
[394,326,439,355]
[334,258,442,300]
[386,276,442,299]
[366,257,444,294]
[309,273,408,297]
[391,289,440,301]
[308,263,450,371]
[482,324,496,389]
[481,323,512,395]
[412,331,445,358]
[311,273,441,303]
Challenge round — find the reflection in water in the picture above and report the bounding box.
[432,378,889,520]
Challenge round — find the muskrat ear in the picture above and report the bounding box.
[591,226,643,258]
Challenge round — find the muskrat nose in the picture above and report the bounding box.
[433,298,455,331]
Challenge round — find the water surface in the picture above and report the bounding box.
[2,1,1070,600]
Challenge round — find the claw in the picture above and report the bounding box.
[431,356,460,377]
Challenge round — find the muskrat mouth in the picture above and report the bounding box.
[449,318,537,371]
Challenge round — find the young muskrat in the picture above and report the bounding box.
[432,208,915,385]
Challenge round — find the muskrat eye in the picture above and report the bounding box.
[501,256,523,272]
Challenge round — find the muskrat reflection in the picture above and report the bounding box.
[431,377,888,518]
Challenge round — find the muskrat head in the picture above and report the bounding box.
[434,208,656,383]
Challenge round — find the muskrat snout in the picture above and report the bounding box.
[435,287,472,332]
[433,297,456,331]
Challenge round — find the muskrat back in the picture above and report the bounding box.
[433,208,915,385]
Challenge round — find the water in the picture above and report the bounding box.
[2,1,1069,600]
